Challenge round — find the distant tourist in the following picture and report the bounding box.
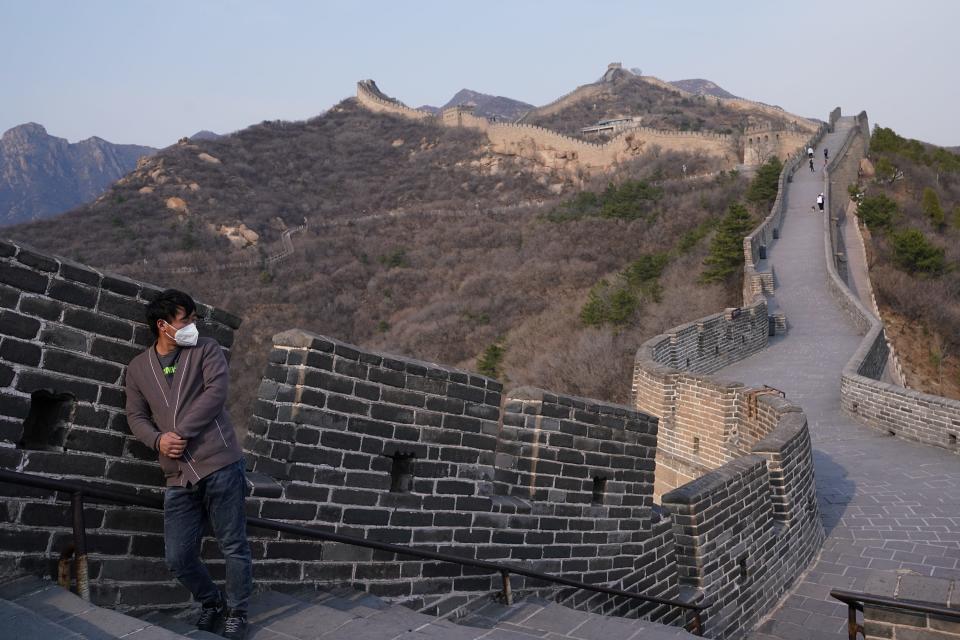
[807,146,814,159]
[125,289,251,639]
[817,193,824,212]
[809,158,815,172]
[682,163,687,177]
[824,148,829,161]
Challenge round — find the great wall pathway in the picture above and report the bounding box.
[714,118,960,639]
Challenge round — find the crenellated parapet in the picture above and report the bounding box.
[356,79,432,121]
[359,78,809,176]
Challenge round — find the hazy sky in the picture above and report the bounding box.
[2,1,958,148]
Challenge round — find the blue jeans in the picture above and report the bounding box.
[164,459,252,611]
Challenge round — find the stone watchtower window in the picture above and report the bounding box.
[389,452,416,493]
[20,390,74,451]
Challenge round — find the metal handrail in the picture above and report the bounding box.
[0,468,705,635]
[831,588,960,640]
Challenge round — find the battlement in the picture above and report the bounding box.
[356,79,432,121]
[360,76,809,175]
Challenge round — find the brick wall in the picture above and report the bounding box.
[241,329,684,615]
[0,238,241,606]
[625,113,832,636]
[821,113,960,456]
[662,404,822,638]
[860,572,960,639]
[355,80,432,121]
[359,79,810,177]
[632,303,770,498]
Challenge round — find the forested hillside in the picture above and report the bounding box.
[855,126,960,399]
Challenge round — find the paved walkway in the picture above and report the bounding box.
[716,118,960,640]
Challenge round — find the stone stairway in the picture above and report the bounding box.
[0,574,196,639]
[2,575,698,639]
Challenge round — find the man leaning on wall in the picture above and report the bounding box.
[124,289,251,640]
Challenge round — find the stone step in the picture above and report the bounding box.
[6,575,700,640]
[460,597,699,639]
[237,587,699,640]
[139,611,225,639]
[0,574,187,639]
[0,596,86,640]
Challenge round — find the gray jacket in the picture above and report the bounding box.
[125,337,243,487]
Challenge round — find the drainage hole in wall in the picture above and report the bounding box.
[692,436,700,455]
[388,452,416,493]
[592,477,607,505]
[19,390,74,451]
[738,554,749,582]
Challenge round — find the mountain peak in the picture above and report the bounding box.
[2,122,50,141]
[438,89,533,121]
[0,123,156,225]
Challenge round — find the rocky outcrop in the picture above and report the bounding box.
[0,123,155,225]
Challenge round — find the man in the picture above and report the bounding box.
[125,289,251,639]
[817,193,825,212]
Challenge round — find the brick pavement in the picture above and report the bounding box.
[718,119,960,639]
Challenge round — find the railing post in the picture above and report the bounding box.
[847,603,859,640]
[71,491,90,601]
[500,569,512,606]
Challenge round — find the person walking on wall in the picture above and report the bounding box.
[817,192,824,212]
[809,157,815,172]
[807,146,814,159]
[824,148,829,162]
[125,289,251,640]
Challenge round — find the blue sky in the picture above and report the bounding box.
[2,1,958,148]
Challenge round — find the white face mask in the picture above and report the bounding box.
[165,321,199,347]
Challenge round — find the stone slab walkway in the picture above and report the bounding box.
[717,119,960,639]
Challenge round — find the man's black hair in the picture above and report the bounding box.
[145,289,197,338]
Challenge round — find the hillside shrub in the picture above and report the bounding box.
[745,156,783,210]
[921,187,945,230]
[379,248,408,268]
[599,180,664,220]
[857,194,898,231]
[477,341,505,378]
[580,281,639,327]
[544,180,662,222]
[676,218,718,254]
[872,125,960,173]
[890,228,945,275]
[700,203,752,283]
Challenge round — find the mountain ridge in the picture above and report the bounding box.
[418,88,534,121]
[0,122,155,226]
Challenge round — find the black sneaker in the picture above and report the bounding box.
[222,609,248,640]
[196,599,224,632]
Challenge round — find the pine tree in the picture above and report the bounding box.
[921,187,945,231]
[477,342,505,379]
[745,157,783,210]
[701,203,753,283]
